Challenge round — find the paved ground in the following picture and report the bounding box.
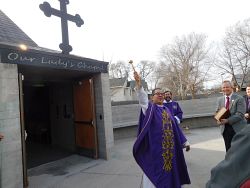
[28,127,226,188]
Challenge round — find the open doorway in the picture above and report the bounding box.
[23,82,75,168]
[18,65,98,170]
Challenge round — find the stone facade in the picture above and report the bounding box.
[94,73,114,159]
[0,62,23,188]
[0,61,114,187]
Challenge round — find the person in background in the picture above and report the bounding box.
[133,71,191,188]
[206,124,250,188]
[163,90,183,125]
[215,80,246,152]
[163,90,190,150]
[243,84,250,124]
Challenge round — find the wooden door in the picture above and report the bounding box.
[73,78,98,158]
[18,74,28,187]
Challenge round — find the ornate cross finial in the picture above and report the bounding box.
[40,0,84,54]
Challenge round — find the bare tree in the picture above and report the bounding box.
[109,60,130,78]
[214,18,250,89]
[157,64,179,96]
[159,33,211,99]
[136,60,156,81]
[148,61,168,90]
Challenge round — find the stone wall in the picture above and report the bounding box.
[112,97,220,139]
[94,73,114,160]
[0,62,23,188]
[112,104,140,128]
[113,116,217,140]
[112,97,218,128]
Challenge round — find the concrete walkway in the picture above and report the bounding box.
[28,127,225,188]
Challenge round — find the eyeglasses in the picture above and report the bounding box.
[153,92,164,96]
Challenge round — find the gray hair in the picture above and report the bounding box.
[222,80,233,87]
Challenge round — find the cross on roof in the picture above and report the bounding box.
[40,0,84,54]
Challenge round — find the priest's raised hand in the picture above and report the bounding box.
[133,71,141,89]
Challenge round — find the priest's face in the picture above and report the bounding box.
[152,89,164,105]
[165,91,172,102]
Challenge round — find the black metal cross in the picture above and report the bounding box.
[40,0,84,54]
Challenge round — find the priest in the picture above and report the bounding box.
[163,90,183,125]
[132,71,191,188]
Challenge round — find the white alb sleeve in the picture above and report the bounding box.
[174,116,181,124]
[136,87,148,115]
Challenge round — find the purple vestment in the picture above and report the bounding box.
[163,101,183,122]
[133,102,191,188]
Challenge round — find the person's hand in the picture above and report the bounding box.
[220,119,229,125]
[134,71,141,89]
[183,141,190,152]
[185,145,190,152]
[0,133,4,141]
[245,113,249,119]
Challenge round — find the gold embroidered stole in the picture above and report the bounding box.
[162,109,174,171]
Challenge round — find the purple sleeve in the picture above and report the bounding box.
[176,102,183,121]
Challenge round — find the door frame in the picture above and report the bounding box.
[18,73,28,188]
[90,78,98,159]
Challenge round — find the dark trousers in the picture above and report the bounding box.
[223,124,236,151]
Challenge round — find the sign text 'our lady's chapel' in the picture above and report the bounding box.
[0,48,108,73]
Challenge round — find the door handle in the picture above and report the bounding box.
[74,120,93,126]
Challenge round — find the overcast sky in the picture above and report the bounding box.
[2,0,250,65]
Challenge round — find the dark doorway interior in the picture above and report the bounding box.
[18,65,94,169]
[24,84,72,169]
[24,85,50,145]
